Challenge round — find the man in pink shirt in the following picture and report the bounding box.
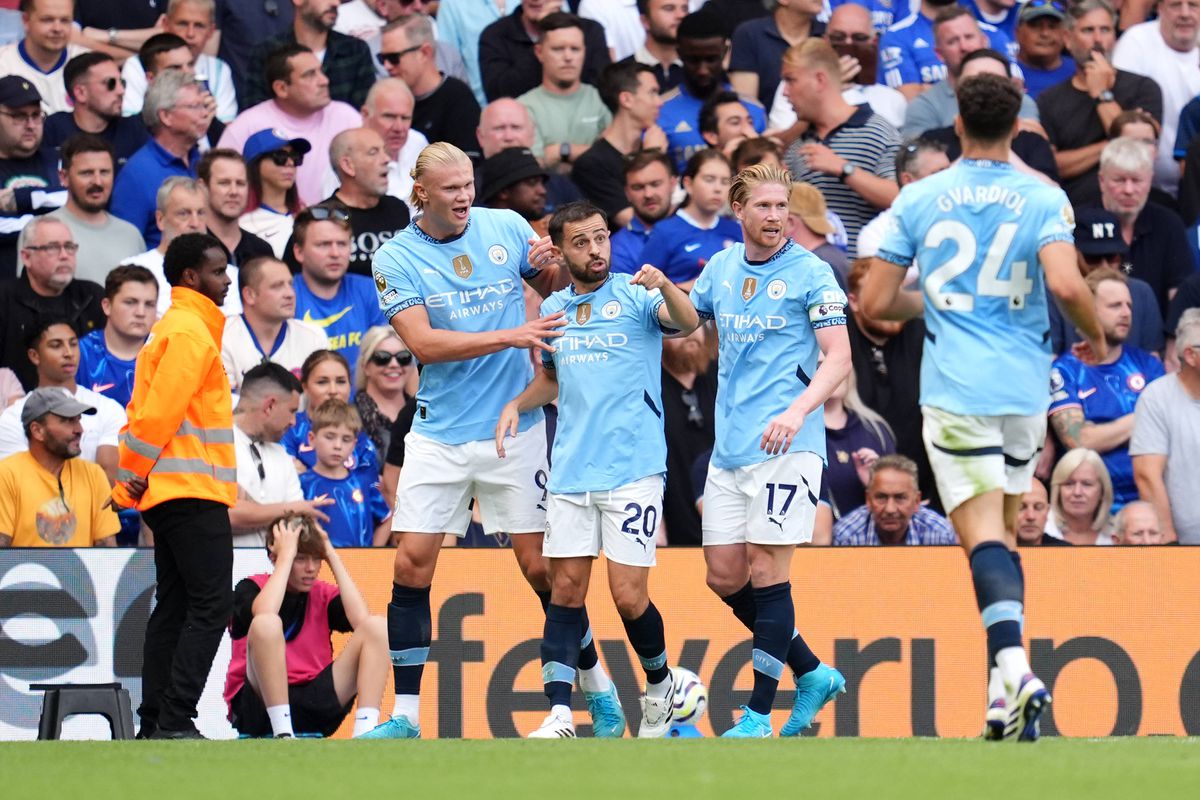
[218,44,360,206]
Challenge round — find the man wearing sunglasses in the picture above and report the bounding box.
[44,53,149,171]
[378,13,480,161]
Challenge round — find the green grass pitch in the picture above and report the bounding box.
[5,739,1198,800]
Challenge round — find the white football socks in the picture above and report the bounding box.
[353,708,381,736]
[578,665,611,693]
[646,676,672,700]
[996,647,1031,692]
[392,694,420,723]
[988,666,1006,704]
[266,704,293,738]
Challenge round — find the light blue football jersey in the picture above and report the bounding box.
[690,240,847,469]
[540,274,668,494]
[877,158,1075,417]
[372,207,545,444]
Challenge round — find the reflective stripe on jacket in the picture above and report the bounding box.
[112,286,237,510]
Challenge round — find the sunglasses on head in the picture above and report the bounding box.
[307,205,350,222]
[370,349,414,367]
[1025,0,1065,10]
[268,149,303,166]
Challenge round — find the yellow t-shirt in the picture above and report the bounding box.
[0,452,120,547]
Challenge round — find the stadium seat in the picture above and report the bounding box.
[31,683,135,741]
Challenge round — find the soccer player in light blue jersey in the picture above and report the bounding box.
[863,74,1106,742]
[359,144,619,740]
[690,163,852,738]
[496,201,700,739]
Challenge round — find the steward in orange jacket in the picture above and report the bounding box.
[112,285,237,510]
[112,232,235,739]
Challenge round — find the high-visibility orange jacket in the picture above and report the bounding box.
[111,287,237,511]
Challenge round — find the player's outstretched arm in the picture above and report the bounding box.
[316,522,372,629]
[252,518,302,618]
[631,264,701,333]
[390,304,567,364]
[860,258,923,322]
[1042,241,1107,364]
[496,369,559,458]
[760,324,852,455]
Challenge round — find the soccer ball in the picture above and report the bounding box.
[671,667,708,725]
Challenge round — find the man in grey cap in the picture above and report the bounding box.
[0,75,65,279]
[0,387,119,547]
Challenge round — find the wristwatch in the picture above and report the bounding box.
[559,141,572,164]
[839,162,857,183]
[1097,90,1116,104]
[107,27,118,46]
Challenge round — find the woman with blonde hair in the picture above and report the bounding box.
[823,367,896,519]
[354,326,417,458]
[1047,448,1115,545]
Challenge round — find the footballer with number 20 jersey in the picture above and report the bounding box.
[372,207,544,444]
[690,240,848,469]
[877,159,1075,418]
[540,273,670,495]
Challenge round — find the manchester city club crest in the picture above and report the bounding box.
[576,302,592,324]
[767,279,787,299]
[453,254,473,278]
[602,300,621,318]
[741,277,757,301]
[488,244,508,265]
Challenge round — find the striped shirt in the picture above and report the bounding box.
[784,105,900,256]
[832,504,958,546]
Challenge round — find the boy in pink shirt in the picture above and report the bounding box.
[224,515,388,737]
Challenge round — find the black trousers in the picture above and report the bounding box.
[139,498,233,731]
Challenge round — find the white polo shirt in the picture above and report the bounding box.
[232,423,304,547]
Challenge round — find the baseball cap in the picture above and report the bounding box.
[481,147,548,202]
[1074,207,1129,256]
[1019,0,1066,25]
[0,76,42,109]
[242,128,313,164]
[21,388,96,429]
[788,182,833,236]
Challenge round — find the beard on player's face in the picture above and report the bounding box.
[565,251,610,285]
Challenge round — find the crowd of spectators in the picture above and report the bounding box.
[1,0,1198,551]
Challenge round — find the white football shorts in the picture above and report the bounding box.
[702,451,823,546]
[543,475,664,568]
[922,405,1045,515]
[391,420,549,537]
